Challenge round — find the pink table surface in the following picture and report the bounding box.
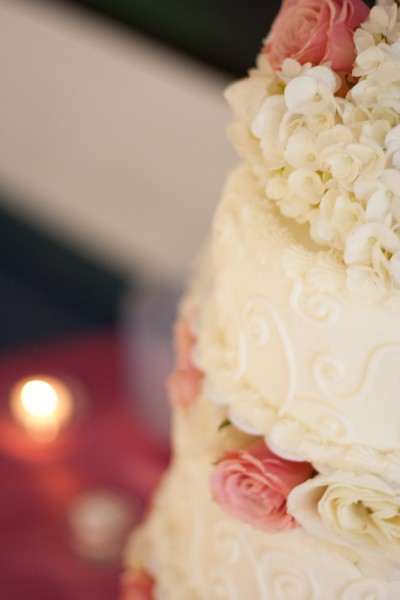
[0,330,169,600]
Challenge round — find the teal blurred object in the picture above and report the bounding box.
[0,194,128,349]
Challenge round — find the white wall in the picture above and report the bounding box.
[0,0,236,281]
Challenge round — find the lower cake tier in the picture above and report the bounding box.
[123,394,400,600]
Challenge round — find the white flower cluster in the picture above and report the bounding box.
[227,0,400,298]
[288,470,400,572]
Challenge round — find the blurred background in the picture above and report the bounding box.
[0,0,280,598]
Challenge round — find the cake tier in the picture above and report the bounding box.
[197,164,400,481]
[123,3,400,595]
[124,163,400,598]
[124,394,400,599]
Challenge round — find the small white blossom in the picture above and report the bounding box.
[382,39,400,65]
[355,169,400,223]
[385,124,400,166]
[284,67,338,116]
[251,95,287,169]
[354,28,378,54]
[382,169,400,220]
[265,171,289,201]
[353,46,385,77]
[370,53,400,85]
[322,142,386,188]
[303,110,337,134]
[316,124,354,151]
[226,2,400,292]
[278,58,312,83]
[369,106,400,128]
[284,130,323,170]
[288,169,325,205]
[360,118,392,147]
[389,250,400,284]
[265,168,317,220]
[278,192,311,220]
[321,145,361,186]
[350,78,381,109]
[280,109,336,143]
[310,189,364,247]
[344,222,400,265]
[361,3,400,43]
[365,190,392,224]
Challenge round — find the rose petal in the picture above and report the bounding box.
[211,440,314,532]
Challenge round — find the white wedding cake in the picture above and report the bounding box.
[121,1,400,598]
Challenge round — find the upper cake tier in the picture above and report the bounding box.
[193,0,400,481]
[121,3,400,597]
[197,160,400,481]
[224,0,400,299]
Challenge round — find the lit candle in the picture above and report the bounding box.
[10,376,73,443]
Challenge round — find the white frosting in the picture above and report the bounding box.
[123,160,400,597]
[197,164,400,480]
[124,394,400,599]
[123,8,400,590]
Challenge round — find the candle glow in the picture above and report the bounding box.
[10,376,73,443]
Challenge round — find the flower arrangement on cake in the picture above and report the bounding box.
[122,1,400,599]
[228,0,400,300]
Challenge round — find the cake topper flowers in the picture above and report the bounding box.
[226,0,400,297]
[264,0,369,73]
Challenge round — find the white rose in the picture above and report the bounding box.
[288,471,400,561]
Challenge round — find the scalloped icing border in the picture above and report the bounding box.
[204,373,400,483]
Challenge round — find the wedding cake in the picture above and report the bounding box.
[121,1,400,598]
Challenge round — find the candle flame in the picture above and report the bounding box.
[20,380,59,417]
[10,376,73,443]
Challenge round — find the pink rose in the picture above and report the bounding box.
[263,0,369,73]
[120,570,155,600]
[166,316,203,410]
[210,439,314,532]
